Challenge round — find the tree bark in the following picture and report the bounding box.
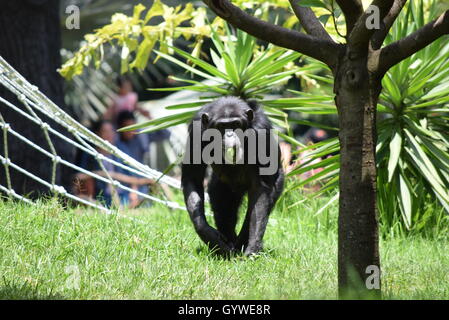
[0,0,74,197]
[334,52,381,298]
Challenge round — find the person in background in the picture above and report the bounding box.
[280,141,293,173]
[115,110,172,207]
[116,111,147,163]
[116,110,171,163]
[298,128,329,191]
[103,76,150,123]
[74,120,120,206]
[116,111,154,207]
[304,127,329,145]
[74,119,156,208]
[281,127,329,191]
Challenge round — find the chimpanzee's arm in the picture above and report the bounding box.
[181,163,233,253]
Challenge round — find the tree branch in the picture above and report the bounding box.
[289,0,333,41]
[379,10,449,73]
[348,0,395,53]
[371,0,408,49]
[335,0,364,35]
[202,0,342,69]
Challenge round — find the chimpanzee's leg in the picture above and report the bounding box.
[237,171,284,255]
[182,164,233,253]
[235,209,250,252]
[208,174,243,251]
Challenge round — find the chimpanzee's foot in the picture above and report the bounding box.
[235,235,248,253]
[243,243,263,256]
[207,236,237,257]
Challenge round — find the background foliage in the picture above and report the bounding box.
[283,1,449,233]
[61,0,449,234]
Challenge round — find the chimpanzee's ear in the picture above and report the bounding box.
[247,99,259,111]
[246,109,254,122]
[201,113,209,126]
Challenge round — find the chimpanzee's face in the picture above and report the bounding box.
[201,99,255,164]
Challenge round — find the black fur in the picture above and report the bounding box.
[181,96,284,256]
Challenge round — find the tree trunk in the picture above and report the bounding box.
[334,53,381,298]
[0,0,74,197]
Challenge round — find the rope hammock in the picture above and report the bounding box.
[0,55,185,214]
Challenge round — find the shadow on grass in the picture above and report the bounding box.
[195,245,277,260]
[0,281,65,300]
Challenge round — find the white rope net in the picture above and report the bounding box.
[0,55,185,214]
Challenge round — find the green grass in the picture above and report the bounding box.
[0,193,448,300]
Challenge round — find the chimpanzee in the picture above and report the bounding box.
[181,96,284,256]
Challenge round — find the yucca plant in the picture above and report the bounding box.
[122,23,312,134]
[376,1,449,232]
[275,0,449,232]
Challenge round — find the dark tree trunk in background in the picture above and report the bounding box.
[334,54,381,298]
[0,0,74,197]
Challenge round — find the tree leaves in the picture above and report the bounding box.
[388,130,402,182]
[281,0,449,231]
[59,1,221,79]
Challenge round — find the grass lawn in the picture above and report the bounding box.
[0,194,448,300]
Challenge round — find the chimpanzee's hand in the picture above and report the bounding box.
[197,225,234,254]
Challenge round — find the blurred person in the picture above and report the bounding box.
[279,141,293,173]
[104,76,150,123]
[74,120,119,206]
[116,111,147,164]
[116,110,171,163]
[115,111,153,207]
[304,127,329,144]
[115,110,172,207]
[74,119,155,207]
[300,128,329,189]
[286,128,329,192]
